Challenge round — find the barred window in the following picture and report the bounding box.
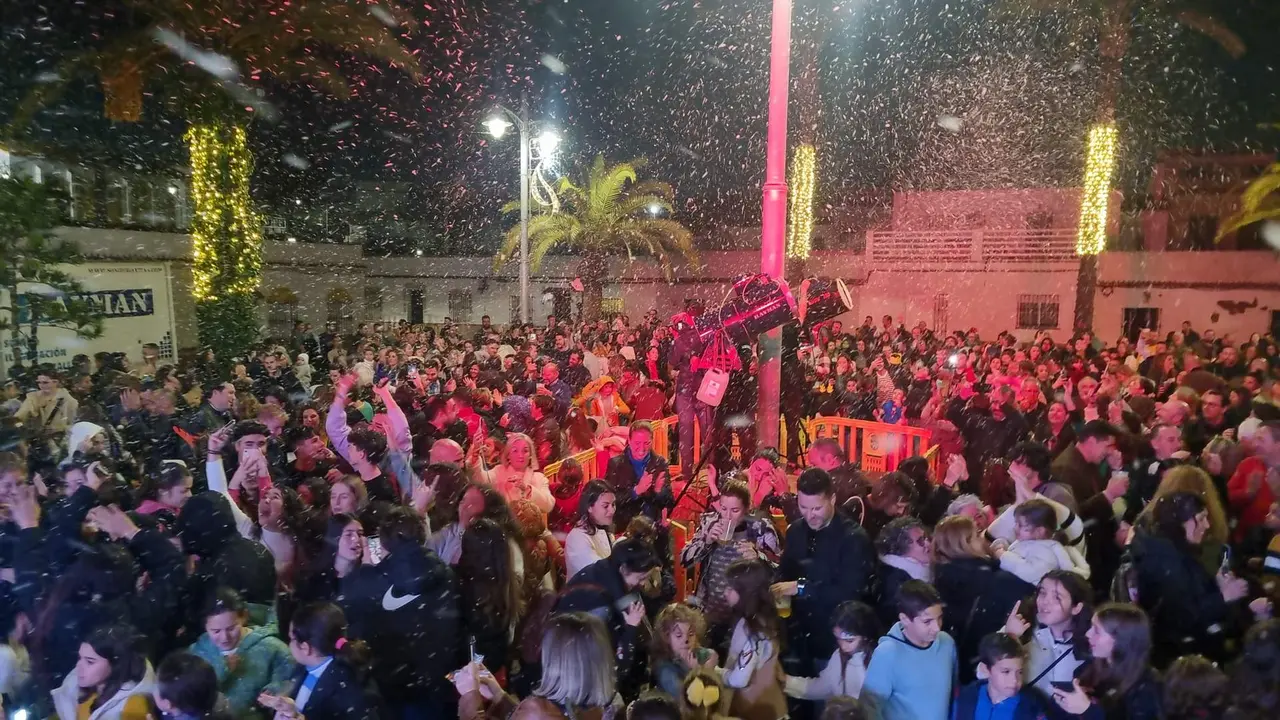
[1017,294,1060,330]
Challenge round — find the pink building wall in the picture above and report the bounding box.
[889,188,1122,235]
[1093,251,1280,342]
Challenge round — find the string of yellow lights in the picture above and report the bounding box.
[187,123,264,301]
[1076,122,1118,256]
[787,143,816,260]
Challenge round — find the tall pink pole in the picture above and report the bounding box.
[757,0,792,449]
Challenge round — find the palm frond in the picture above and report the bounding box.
[1172,10,1245,58]
[1217,163,1280,241]
[494,155,695,279]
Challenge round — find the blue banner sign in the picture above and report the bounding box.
[15,288,155,322]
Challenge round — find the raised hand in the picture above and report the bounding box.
[1004,600,1031,637]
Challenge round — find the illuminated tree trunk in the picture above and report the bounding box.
[1074,0,1129,332]
[186,119,264,355]
[786,0,822,269]
[579,253,606,323]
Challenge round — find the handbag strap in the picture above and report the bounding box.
[1028,645,1075,688]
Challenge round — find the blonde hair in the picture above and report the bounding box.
[332,475,369,511]
[1138,465,1228,546]
[651,604,707,663]
[536,613,616,708]
[501,432,539,472]
[932,515,989,562]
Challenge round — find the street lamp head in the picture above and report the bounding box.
[537,129,560,158]
[484,116,512,139]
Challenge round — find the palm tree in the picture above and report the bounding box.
[1218,159,1280,250]
[1007,0,1243,330]
[494,155,698,321]
[11,0,421,353]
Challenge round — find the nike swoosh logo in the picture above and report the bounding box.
[381,587,420,611]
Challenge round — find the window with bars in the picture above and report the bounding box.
[448,290,473,323]
[365,287,383,322]
[1017,294,1060,330]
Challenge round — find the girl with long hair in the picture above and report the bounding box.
[134,460,193,529]
[1129,491,1247,666]
[427,483,520,566]
[294,514,366,606]
[1004,570,1093,696]
[1054,603,1160,720]
[51,624,154,720]
[720,560,787,720]
[458,518,525,677]
[258,603,376,720]
[565,480,617,580]
[783,601,880,701]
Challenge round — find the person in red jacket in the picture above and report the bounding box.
[1227,421,1280,544]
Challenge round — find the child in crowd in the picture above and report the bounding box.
[951,633,1050,720]
[154,652,230,720]
[649,604,718,698]
[993,499,1090,586]
[783,601,879,701]
[862,580,956,720]
[877,388,906,425]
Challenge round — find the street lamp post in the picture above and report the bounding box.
[757,0,793,449]
[485,94,549,324]
[518,97,531,325]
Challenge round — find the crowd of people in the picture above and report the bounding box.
[1,304,1279,720]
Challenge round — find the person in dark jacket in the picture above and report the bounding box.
[1127,491,1249,667]
[259,602,378,720]
[873,517,933,629]
[16,486,185,694]
[946,391,1030,494]
[1050,421,1127,596]
[806,439,871,515]
[773,469,877,673]
[1053,603,1162,720]
[339,507,460,719]
[555,537,659,699]
[932,515,1034,682]
[604,422,673,531]
[667,298,713,475]
[951,633,1053,720]
[1121,423,1186,524]
[176,492,277,629]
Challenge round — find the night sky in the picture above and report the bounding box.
[3,0,1279,254]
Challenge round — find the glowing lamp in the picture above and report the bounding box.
[483,117,512,139]
[537,129,560,158]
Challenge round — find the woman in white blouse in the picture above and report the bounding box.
[471,433,554,514]
[564,480,616,579]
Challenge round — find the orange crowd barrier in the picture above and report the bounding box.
[807,417,933,474]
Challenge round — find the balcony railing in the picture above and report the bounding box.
[865,228,1078,265]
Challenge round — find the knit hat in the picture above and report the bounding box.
[67,421,105,456]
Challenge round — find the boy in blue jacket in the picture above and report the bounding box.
[951,633,1053,720]
[862,580,956,720]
